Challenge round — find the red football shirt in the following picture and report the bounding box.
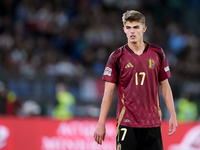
[102,43,171,127]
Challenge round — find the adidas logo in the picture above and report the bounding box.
[125,62,133,68]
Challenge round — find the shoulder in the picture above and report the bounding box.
[106,45,127,66]
[148,43,166,61]
[107,45,126,62]
[148,43,163,53]
[110,45,126,58]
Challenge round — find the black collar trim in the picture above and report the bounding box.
[125,42,149,54]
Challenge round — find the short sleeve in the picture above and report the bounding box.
[102,52,118,84]
[159,49,171,81]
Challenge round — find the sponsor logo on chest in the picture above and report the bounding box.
[125,62,134,68]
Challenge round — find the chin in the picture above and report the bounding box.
[129,40,137,43]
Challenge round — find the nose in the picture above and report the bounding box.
[130,28,135,33]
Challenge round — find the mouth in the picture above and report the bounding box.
[130,35,136,39]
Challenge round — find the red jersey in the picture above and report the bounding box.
[102,43,170,128]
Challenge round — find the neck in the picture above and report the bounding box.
[128,41,146,55]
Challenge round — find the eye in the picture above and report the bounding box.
[134,26,140,29]
[126,26,130,29]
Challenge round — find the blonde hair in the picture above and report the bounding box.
[122,10,145,26]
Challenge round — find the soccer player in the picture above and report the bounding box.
[94,10,178,150]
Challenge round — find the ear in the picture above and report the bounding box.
[123,27,126,33]
[143,26,147,33]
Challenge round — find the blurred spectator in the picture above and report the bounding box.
[19,100,41,117]
[0,31,14,49]
[0,81,21,115]
[176,92,198,122]
[6,91,21,115]
[0,81,7,114]
[167,22,187,56]
[52,82,76,119]
[80,77,98,102]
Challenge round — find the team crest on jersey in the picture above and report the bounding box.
[117,143,121,150]
[103,67,112,76]
[148,58,155,69]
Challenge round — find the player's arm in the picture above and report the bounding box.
[94,81,116,145]
[160,79,178,136]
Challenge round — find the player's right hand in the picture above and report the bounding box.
[94,124,106,145]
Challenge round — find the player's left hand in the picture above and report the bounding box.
[168,116,178,136]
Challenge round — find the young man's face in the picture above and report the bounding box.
[123,21,147,44]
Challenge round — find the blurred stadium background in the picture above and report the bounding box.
[0,0,200,150]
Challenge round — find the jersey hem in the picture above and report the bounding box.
[102,79,117,84]
[159,76,170,82]
[119,123,161,128]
